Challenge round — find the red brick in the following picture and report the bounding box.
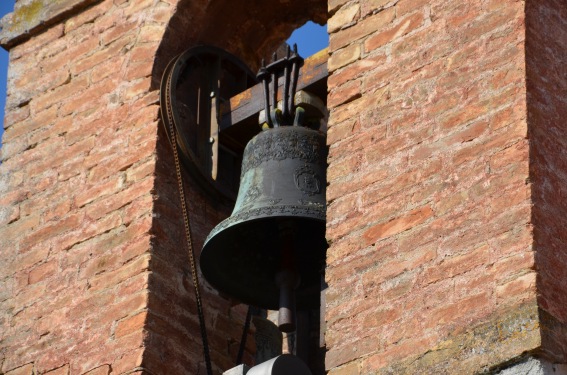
[330,7,395,52]
[3,105,30,129]
[0,214,41,250]
[45,364,69,375]
[328,3,360,33]
[129,44,157,63]
[137,25,166,44]
[28,115,73,146]
[31,75,90,113]
[9,24,65,60]
[124,0,155,16]
[328,43,361,73]
[64,1,108,32]
[72,35,134,75]
[365,11,424,52]
[362,336,437,372]
[85,177,154,220]
[81,365,111,375]
[40,37,100,75]
[75,176,124,208]
[88,254,151,292]
[342,57,390,89]
[363,205,434,245]
[86,140,156,182]
[426,292,492,331]
[28,260,58,285]
[4,363,35,375]
[110,349,144,375]
[3,106,58,142]
[91,55,126,83]
[59,77,120,116]
[115,311,147,338]
[123,60,153,82]
[20,214,83,251]
[121,78,151,101]
[328,0,350,13]
[328,79,361,108]
[496,272,537,304]
[396,0,430,16]
[360,0,392,17]
[100,20,138,46]
[420,244,490,285]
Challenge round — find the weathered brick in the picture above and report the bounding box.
[72,34,134,75]
[81,365,111,375]
[100,20,138,46]
[328,0,350,14]
[9,24,65,60]
[1,0,564,373]
[44,364,69,375]
[88,254,151,292]
[74,176,124,208]
[496,272,537,304]
[20,214,83,251]
[330,7,396,51]
[360,0,391,17]
[31,75,90,113]
[115,311,147,338]
[3,106,58,142]
[4,363,35,375]
[420,244,490,285]
[85,177,154,220]
[328,3,359,33]
[28,259,58,285]
[3,104,30,129]
[364,11,424,52]
[363,205,434,245]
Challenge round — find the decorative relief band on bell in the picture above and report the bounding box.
[241,186,262,206]
[241,128,325,175]
[205,204,326,242]
[294,166,321,195]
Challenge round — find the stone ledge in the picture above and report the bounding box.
[375,303,544,374]
[495,357,567,375]
[0,0,102,49]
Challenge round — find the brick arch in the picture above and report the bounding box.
[147,0,327,373]
[152,0,327,88]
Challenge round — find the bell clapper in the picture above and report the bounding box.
[276,221,301,333]
[275,268,300,333]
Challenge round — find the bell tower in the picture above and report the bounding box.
[2,0,567,374]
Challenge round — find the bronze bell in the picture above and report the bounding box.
[200,124,327,331]
[201,46,327,333]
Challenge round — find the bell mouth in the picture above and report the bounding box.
[200,125,328,311]
[200,215,326,310]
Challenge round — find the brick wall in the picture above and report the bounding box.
[325,0,566,373]
[526,0,567,361]
[2,0,567,373]
[0,0,326,373]
[0,0,172,372]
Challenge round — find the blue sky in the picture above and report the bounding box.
[0,0,14,144]
[287,21,328,58]
[0,6,327,146]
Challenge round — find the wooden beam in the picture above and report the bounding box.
[219,48,328,130]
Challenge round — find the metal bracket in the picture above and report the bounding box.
[160,45,328,202]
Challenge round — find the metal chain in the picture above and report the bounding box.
[164,69,213,375]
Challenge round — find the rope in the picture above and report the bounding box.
[236,305,253,365]
[165,69,213,375]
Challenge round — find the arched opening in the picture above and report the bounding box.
[149,1,328,374]
[152,0,327,87]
